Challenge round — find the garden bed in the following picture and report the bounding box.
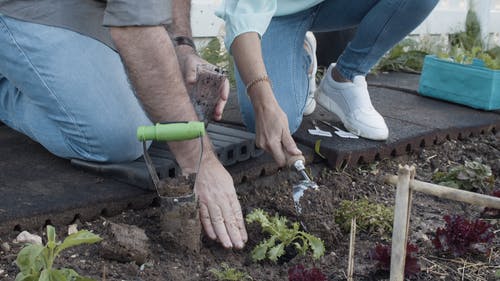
[0,133,499,281]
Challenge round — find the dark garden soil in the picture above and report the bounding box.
[0,132,499,281]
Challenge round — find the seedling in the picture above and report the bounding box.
[15,225,102,281]
[288,264,326,281]
[334,199,393,237]
[209,263,253,281]
[246,209,325,262]
[432,214,494,257]
[432,160,494,192]
[444,6,500,70]
[370,243,420,277]
[374,37,430,73]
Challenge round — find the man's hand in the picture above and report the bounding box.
[195,155,247,249]
[176,46,230,121]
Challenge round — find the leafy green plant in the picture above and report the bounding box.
[335,199,394,237]
[15,225,102,281]
[375,2,500,72]
[438,45,500,70]
[246,209,325,262]
[449,6,482,51]
[199,37,236,87]
[209,263,253,281]
[432,160,494,192]
[440,4,500,70]
[374,38,430,73]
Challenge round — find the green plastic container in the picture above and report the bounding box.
[419,55,500,110]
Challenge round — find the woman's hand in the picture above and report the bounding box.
[249,83,302,166]
[231,32,302,166]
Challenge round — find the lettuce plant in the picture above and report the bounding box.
[335,199,393,236]
[432,160,494,192]
[369,243,420,277]
[15,225,102,281]
[288,264,326,281]
[209,263,253,281]
[432,215,494,257]
[246,209,325,262]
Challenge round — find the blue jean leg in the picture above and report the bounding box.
[235,9,314,134]
[311,0,439,80]
[0,15,152,163]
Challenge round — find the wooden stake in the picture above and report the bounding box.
[390,165,414,281]
[384,175,500,209]
[347,217,356,281]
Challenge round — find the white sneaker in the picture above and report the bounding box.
[303,31,317,116]
[316,63,389,140]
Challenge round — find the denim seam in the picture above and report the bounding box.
[0,16,93,158]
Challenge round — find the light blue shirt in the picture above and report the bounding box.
[216,0,324,50]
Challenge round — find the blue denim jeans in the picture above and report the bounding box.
[235,0,439,133]
[0,14,152,163]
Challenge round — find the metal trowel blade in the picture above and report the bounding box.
[293,179,319,214]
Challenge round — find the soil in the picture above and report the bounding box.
[189,65,226,124]
[158,175,202,254]
[0,133,499,281]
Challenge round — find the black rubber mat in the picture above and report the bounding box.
[294,80,500,169]
[0,128,155,234]
[0,125,283,235]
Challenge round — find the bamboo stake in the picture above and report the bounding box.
[385,175,500,209]
[390,165,414,281]
[347,217,356,281]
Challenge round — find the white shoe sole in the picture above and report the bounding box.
[316,87,389,141]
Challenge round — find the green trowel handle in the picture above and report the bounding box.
[137,121,205,142]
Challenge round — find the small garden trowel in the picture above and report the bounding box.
[287,155,319,214]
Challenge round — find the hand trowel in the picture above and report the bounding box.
[286,155,319,214]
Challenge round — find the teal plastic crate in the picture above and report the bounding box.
[419,55,500,110]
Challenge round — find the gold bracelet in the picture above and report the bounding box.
[245,75,272,94]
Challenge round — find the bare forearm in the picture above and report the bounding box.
[110,26,191,122]
[169,0,192,37]
[110,26,211,171]
[231,32,275,109]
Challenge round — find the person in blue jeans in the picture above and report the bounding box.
[217,0,439,166]
[0,0,247,249]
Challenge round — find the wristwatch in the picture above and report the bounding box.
[173,36,197,51]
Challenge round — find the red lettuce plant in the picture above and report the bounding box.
[370,243,420,276]
[481,189,500,218]
[288,264,326,281]
[432,214,494,257]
